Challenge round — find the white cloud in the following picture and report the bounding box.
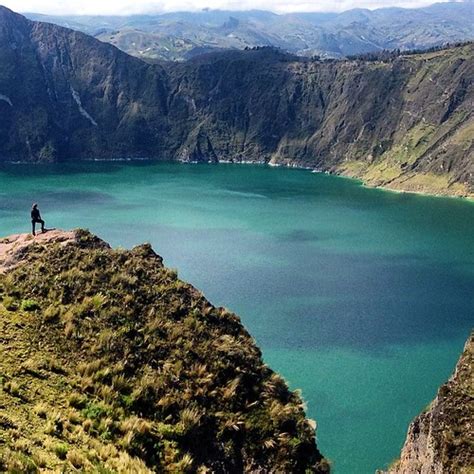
[2,0,460,15]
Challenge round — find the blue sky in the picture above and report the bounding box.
[4,0,462,15]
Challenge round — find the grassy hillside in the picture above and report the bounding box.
[336,46,474,196]
[0,230,328,473]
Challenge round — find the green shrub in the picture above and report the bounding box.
[20,299,41,312]
[66,449,86,469]
[43,304,61,322]
[68,392,87,409]
[0,451,38,473]
[3,380,22,398]
[81,402,111,421]
[44,414,64,437]
[38,358,66,374]
[33,403,48,419]
[54,443,69,460]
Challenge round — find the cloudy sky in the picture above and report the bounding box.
[3,0,463,15]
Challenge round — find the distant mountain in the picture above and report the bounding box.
[0,6,473,197]
[24,2,474,61]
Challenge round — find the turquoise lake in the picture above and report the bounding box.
[0,161,472,473]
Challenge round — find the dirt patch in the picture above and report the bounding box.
[0,230,77,273]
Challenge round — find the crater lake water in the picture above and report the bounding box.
[0,161,472,473]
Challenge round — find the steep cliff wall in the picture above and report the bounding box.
[0,6,472,196]
[385,334,473,473]
[166,46,473,196]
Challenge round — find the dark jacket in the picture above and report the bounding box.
[31,208,41,221]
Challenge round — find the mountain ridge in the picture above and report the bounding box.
[23,2,474,61]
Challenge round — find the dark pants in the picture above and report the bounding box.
[32,218,45,235]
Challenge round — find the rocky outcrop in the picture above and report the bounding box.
[385,334,473,473]
[0,6,472,196]
[0,230,77,273]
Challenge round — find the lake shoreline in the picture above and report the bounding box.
[217,159,474,202]
[1,156,472,201]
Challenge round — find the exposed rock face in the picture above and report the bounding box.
[386,333,474,474]
[0,7,170,162]
[0,230,78,273]
[166,48,473,196]
[0,229,328,473]
[0,6,472,196]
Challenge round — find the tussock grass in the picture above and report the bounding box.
[0,230,328,472]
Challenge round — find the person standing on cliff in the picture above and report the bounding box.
[31,203,45,236]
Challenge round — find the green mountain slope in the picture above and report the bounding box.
[0,229,329,473]
[0,6,472,197]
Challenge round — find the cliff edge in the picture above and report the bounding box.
[385,333,473,474]
[0,229,328,473]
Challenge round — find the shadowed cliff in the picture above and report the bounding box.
[383,333,473,473]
